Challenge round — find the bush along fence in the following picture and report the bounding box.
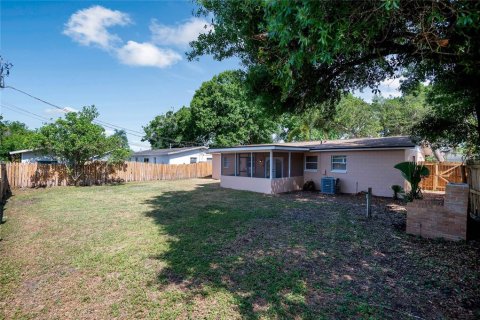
[4,161,213,189]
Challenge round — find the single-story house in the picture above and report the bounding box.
[131,146,211,164]
[9,149,58,164]
[9,149,114,163]
[209,136,425,197]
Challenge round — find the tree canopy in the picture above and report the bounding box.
[189,0,480,156]
[35,106,131,184]
[143,70,278,148]
[280,90,429,142]
[0,116,36,161]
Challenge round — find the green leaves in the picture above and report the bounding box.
[190,0,480,155]
[394,162,429,200]
[0,118,37,161]
[35,106,131,183]
[143,70,278,148]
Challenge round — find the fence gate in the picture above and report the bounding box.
[421,162,465,192]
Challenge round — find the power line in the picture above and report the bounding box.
[1,103,51,122]
[3,85,204,147]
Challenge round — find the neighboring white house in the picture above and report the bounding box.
[130,147,211,164]
[9,149,113,163]
[9,149,59,163]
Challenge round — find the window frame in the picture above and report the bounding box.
[331,155,347,173]
[190,157,198,164]
[223,155,230,168]
[144,158,150,163]
[304,155,318,172]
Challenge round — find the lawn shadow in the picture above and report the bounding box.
[142,182,327,319]
[141,181,410,319]
[142,181,480,319]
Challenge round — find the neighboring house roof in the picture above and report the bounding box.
[132,146,208,157]
[209,136,416,153]
[9,149,35,155]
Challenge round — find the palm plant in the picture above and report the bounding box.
[394,162,430,201]
[391,184,404,200]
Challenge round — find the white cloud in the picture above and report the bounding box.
[150,17,212,47]
[116,41,182,68]
[44,106,79,115]
[63,5,131,49]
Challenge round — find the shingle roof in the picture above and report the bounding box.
[209,136,416,153]
[132,146,207,157]
[307,136,416,150]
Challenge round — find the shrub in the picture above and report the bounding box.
[391,185,404,200]
[303,180,316,191]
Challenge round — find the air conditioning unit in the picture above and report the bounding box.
[321,177,337,194]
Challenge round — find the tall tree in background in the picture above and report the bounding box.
[373,86,430,137]
[35,106,131,185]
[190,70,277,147]
[333,94,380,138]
[0,117,37,161]
[189,0,480,156]
[143,71,277,148]
[143,106,194,148]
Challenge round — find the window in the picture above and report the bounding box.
[144,158,149,163]
[331,155,347,172]
[190,157,197,164]
[154,157,157,164]
[135,157,138,162]
[223,156,230,168]
[305,156,318,171]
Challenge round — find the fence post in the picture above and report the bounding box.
[433,163,438,191]
[366,187,372,218]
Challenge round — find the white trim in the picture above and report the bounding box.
[250,152,253,178]
[331,155,347,173]
[269,150,273,180]
[209,145,310,153]
[309,147,412,152]
[304,155,318,171]
[9,149,34,155]
[288,152,291,178]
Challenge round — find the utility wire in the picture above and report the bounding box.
[4,85,204,147]
[1,103,51,122]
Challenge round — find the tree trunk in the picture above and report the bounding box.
[476,102,480,151]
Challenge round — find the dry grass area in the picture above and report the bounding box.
[0,179,479,319]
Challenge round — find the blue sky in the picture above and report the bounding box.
[1,1,401,150]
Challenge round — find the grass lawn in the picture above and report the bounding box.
[1,179,479,319]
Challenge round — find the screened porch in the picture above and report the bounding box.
[221,151,304,179]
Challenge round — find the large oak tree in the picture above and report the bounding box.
[189,0,480,155]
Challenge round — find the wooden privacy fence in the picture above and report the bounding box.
[467,161,480,220]
[420,162,466,192]
[5,161,212,189]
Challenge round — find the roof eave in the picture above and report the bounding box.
[308,146,415,152]
[9,149,35,155]
[208,145,310,153]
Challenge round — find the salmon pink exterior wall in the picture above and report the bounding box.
[221,176,273,193]
[212,153,220,180]
[220,176,304,194]
[271,176,304,193]
[304,150,407,197]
